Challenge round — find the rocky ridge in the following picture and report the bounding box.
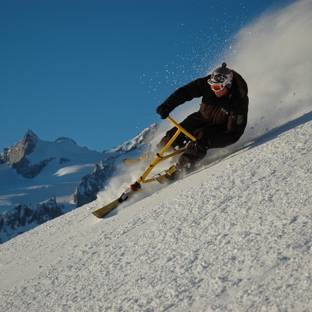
[0,131,80,179]
[0,198,64,243]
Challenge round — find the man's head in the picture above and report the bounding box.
[208,62,233,97]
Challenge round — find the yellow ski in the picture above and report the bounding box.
[92,186,139,218]
[122,153,151,167]
[92,199,121,218]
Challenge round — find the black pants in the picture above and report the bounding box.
[158,112,227,165]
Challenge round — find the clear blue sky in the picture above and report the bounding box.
[0,0,294,152]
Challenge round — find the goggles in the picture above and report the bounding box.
[208,72,233,93]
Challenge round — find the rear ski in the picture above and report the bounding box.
[122,153,151,167]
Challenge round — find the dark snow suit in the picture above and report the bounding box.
[158,70,249,165]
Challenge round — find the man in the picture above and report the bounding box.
[156,62,249,179]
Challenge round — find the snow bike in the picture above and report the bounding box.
[92,116,196,218]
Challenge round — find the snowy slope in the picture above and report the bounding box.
[0,113,312,311]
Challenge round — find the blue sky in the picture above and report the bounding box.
[0,0,295,152]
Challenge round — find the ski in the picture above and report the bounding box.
[154,165,178,184]
[122,148,185,167]
[92,199,121,218]
[92,184,140,218]
[122,153,151,167]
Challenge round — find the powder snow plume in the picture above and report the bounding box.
[226,0,312,143]
[172,0,312,146]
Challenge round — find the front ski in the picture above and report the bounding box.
[92,183,140,218]
[92,199,121,218]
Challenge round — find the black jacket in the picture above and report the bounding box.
[162,71,249,148]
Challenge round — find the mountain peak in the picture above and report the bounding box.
[23,130,39,150]
[1,130,38,165]
[25,129,38,139]
[108,123,158,153]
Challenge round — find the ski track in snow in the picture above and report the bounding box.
[0,116,312,311]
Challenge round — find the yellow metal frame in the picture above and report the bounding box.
[92,116,197,218]
[136,116,196,184]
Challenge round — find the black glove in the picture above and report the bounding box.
[195,138,210,151]
[156,103,171,119]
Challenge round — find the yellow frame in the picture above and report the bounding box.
[135,116,196,184]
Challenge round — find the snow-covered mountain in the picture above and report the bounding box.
[0,124,157,243]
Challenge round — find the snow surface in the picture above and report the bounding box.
[1,113,312,311]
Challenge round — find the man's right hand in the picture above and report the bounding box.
[195,138,210,151]
[156,104,171,119]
